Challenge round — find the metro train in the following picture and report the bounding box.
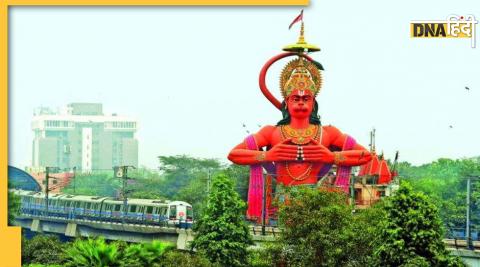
[12,189,193,228]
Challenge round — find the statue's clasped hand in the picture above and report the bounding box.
[265,138,300,162]
[266,138,335,163]
[300,139,335,163]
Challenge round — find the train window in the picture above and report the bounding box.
[76,202,81,208]
[129,205,137,213]
[146,206,153,214]
[114,205,121,212]
[159,207,167,215]
[169,206,176,218]
[187,206,193,219]
[86,203,91,209]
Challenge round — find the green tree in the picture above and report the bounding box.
[223,164,250,202]
[349,202,387,266]
[8,182,20,226]
[373,182,465,267]
[22,234,67,266]
[274,187,378,267]
[120,241,174,267]
[159,250,214,267]
[64,237,121,267]
[23,264,64,267]
[175,174,209,218]
[126,167,169,200]
[158,155,222,198]
[175,163,250,218]
[62,172,121,197]
[191,172,252,267]
[400,158,480,232]
[246,243,278,267]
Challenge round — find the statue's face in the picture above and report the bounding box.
[286,89,314,119]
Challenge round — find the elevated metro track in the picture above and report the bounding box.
[14,214,480,265]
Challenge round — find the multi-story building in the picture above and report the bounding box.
[31,103,138,172]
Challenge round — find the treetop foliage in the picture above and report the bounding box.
[374,182,465,267]
[191,172,252,267]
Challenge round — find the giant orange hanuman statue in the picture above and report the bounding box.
[228,21,372,220]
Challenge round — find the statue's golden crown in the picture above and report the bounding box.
[280,58,322,98]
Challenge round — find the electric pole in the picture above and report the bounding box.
[45,166,50,216]
[44,166,58,216]
[123,166,127,224]
[114,165,135,224]
[369,128,376,152]
[72,166,76,194]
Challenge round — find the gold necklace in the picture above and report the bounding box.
[281,125,319,145]
[279,124,321,181]
[285,163,313,181]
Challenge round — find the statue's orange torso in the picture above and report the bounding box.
[267,125,331,186]
[228,123,369,186]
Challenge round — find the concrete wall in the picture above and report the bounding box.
[37,138,58,167]
[32,117,138,171]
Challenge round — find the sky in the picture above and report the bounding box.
[8,1,480,170]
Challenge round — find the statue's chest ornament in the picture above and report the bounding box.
[280,124,320,145]
[278,125,323,181]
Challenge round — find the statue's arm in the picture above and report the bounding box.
[228,126,298,165]
[227,126,274,165]
[325,125,372,166]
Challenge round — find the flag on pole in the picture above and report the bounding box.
[288,9,304,30]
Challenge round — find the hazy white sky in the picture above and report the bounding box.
[8,1,480,169]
